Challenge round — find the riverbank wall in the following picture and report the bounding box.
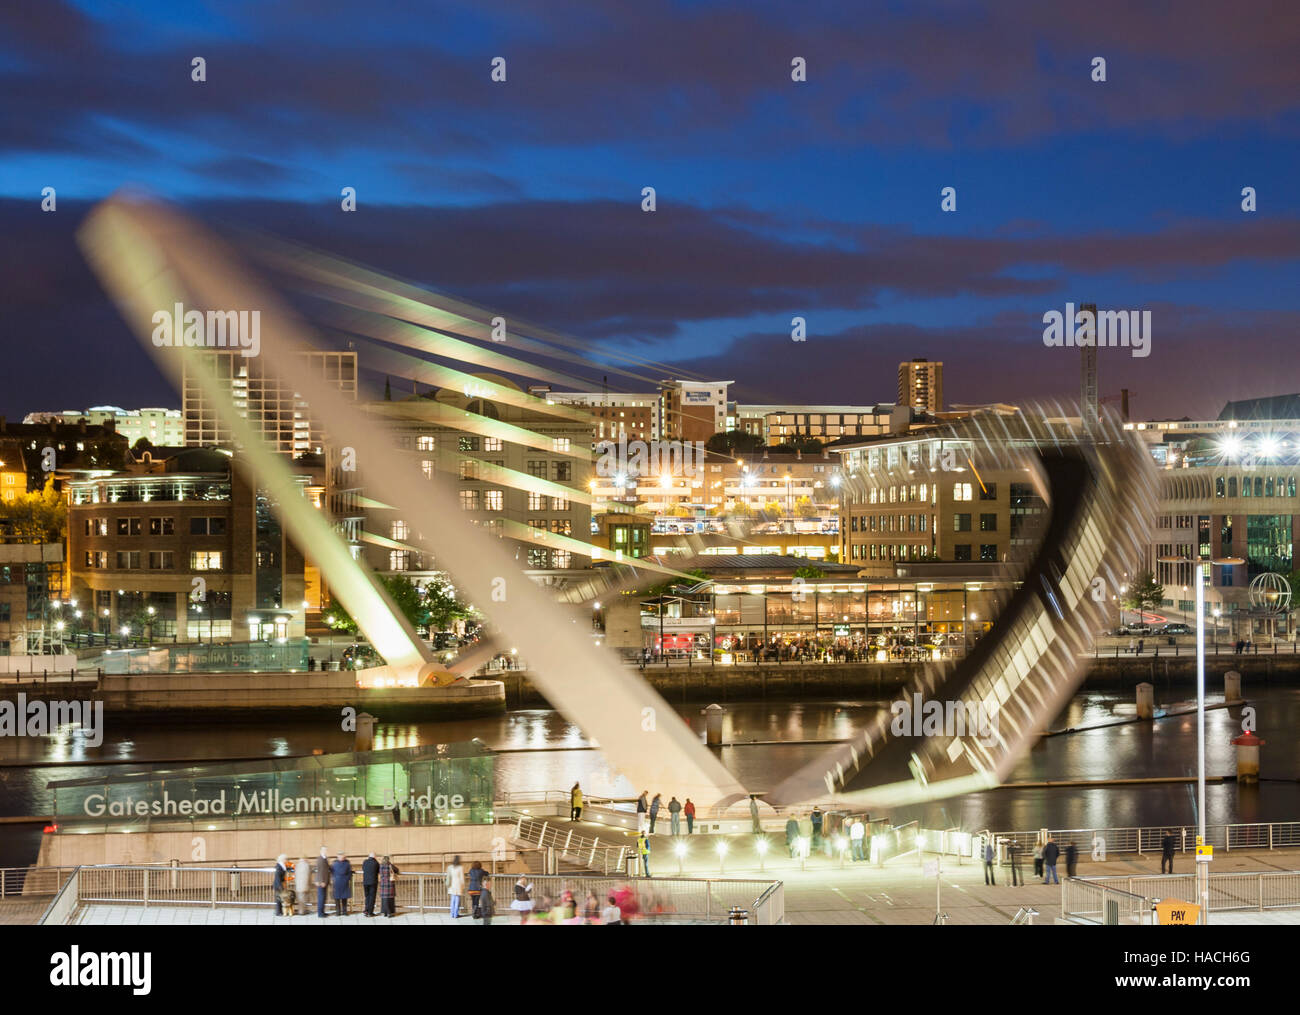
[494,654,1300,708]
[0,671,506,721]
[35,820,515,869]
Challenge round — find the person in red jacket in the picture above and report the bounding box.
[683,798,696,835]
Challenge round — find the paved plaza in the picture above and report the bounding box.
[25,838,1300,925]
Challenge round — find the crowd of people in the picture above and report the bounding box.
[273,849,402,918]
[506,879,662,924]
[979,835,1078,886]
[270,849,660,925]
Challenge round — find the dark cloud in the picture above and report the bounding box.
[1,195,1297,422]
[3,0,1299,179]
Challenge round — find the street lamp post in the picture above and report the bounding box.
[1195,571,1208,925]
[1160,552,1238,926]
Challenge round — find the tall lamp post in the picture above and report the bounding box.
[1159,552,1241,925]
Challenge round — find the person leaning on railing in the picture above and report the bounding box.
[379,856,400,918]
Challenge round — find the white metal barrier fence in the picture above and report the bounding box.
[512,815,628,874]
[1070,871,1300,915]
[40,864,785,925]
[988,821,1300,858]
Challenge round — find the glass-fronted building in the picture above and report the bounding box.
[49,742,495,832]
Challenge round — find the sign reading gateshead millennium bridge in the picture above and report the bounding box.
[49,742,495,827]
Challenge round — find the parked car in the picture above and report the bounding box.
[1157,623,1193,635]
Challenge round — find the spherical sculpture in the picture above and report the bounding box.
[1248,572,1292,613]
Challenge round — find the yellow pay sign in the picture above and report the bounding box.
[1154,899,1201,925]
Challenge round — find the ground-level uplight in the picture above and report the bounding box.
[716,839,728,873]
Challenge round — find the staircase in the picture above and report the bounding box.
[508,814,629,875]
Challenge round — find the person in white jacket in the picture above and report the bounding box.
[294,856,311,911]
[447,855,466,919]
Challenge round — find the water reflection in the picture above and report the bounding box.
[1,688,1297,867]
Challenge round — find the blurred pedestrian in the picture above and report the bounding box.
[1065,842,1078,878]
[512,877,534,923]
[684,798,696,834]
[584,890,601,923]
[1161,829,1176,874]
[447,855,465,919]
[362,851,379,917]
[649,793,662,834]
[849,817,865,861]
[749,794,761,834]
[570,782,583,822]
[314,846,331,918]
[467,860,485,918]
[786,816,800,858]
[668,796,682,836]
[1042,837,1060,885]
[294,855,310,914]
[600,893,622,925]
[982,838,996,886]
[274,854,290,916]
[637,830,651,876]
[636,791,649,833]
[331,852,353,916]
[480,878,495,925]
[379,855,399,917]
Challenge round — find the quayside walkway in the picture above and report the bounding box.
[21,843,1300,926]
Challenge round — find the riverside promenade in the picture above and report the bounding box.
[14,839,1300,926]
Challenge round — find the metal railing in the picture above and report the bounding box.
[512,815,628,874]
[1061,877,1155,925]
[41,864,784,924]
[751,880,785,925]
[1078,871,1300,913]
[873,820,920,864]
[986,821,1300,859]
[1,865,77,899]
[39,867,81,926]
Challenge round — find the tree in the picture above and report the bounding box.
[132,436,156,456]
[794,564,825,581]
[762,499,785,518]
[423,575,473,632]
[643,567,709,598]
[1123,570,1165,628]
[704,430,765,456]
[794,496,818,519]
[0,477,66,543]
[729,500,755,518]
[325,574,427,636]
